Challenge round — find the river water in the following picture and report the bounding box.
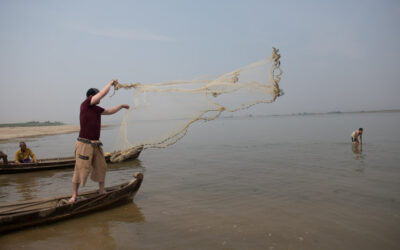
[0,111,399,249]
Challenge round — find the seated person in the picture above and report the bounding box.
[0,150,8,164]
[15,142,37,164]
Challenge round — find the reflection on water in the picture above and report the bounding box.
[14,177,38,201]
[0,171,56,202]
[0,202,145,249]
[109,158,146,172]
[352,143,364,159]
[352,143,365,172]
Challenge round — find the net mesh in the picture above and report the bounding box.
[109,47,283,162]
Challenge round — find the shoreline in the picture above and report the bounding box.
[0,124,117,142]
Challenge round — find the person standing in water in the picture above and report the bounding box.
[351,128,363,145]
[69,80,130,203]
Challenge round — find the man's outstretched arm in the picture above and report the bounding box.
[29,149,38,163]
[102,104,130,115]
[90,80,117,105]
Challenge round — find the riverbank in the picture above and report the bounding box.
[0,124,116,141]
[0,121,65,128]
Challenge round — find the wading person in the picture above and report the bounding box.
[69,80,129,203]
[15,142,37,164]
[351,128,363,145]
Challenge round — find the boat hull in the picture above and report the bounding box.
[0,148,142,174]
[0,172,143,233]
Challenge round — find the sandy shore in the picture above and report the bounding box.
[0,124,119,141]
[0,125,80,141]
[0,124,118,141]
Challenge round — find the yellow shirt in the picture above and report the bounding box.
[15,148,37,163]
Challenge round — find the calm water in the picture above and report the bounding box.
[0,112,399,249]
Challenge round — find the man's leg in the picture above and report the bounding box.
[99,181,106,194]
[70,141,92,202]
[69,182,80,203]
[92,146,107,194]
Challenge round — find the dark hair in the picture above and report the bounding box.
[359,128,363,131]
[86,88,100,97]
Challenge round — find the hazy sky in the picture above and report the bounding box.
[0,0,399,124]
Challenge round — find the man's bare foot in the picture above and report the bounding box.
[99,189,107,195]
[68,197,76,203]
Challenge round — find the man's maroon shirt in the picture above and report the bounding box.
[78,96,105,140]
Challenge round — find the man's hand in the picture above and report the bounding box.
[121,104,130,109]
[109,79,118,87]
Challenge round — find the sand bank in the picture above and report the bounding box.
[0,124,117,141]
[0,124,118,142]
[0,125,81,141]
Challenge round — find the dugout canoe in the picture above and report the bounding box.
[0,172,143,234]
[0,147,142,174]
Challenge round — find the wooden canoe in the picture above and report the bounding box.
[0,147,142,174]
[0,172,143,234]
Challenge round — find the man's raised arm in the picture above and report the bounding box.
[90,80,117,105]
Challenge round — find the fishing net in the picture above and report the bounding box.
[109,47,283,162]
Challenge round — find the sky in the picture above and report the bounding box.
[0,0,399,124]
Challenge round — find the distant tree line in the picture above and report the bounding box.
[0,121,65,128]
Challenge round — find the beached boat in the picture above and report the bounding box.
[0,172,143,233]
[0,147,142,174]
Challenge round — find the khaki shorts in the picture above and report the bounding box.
[72,140,107,186]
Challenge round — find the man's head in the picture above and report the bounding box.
[359,128,363,134]
[19,141,27,151]
[86,88,100,97]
